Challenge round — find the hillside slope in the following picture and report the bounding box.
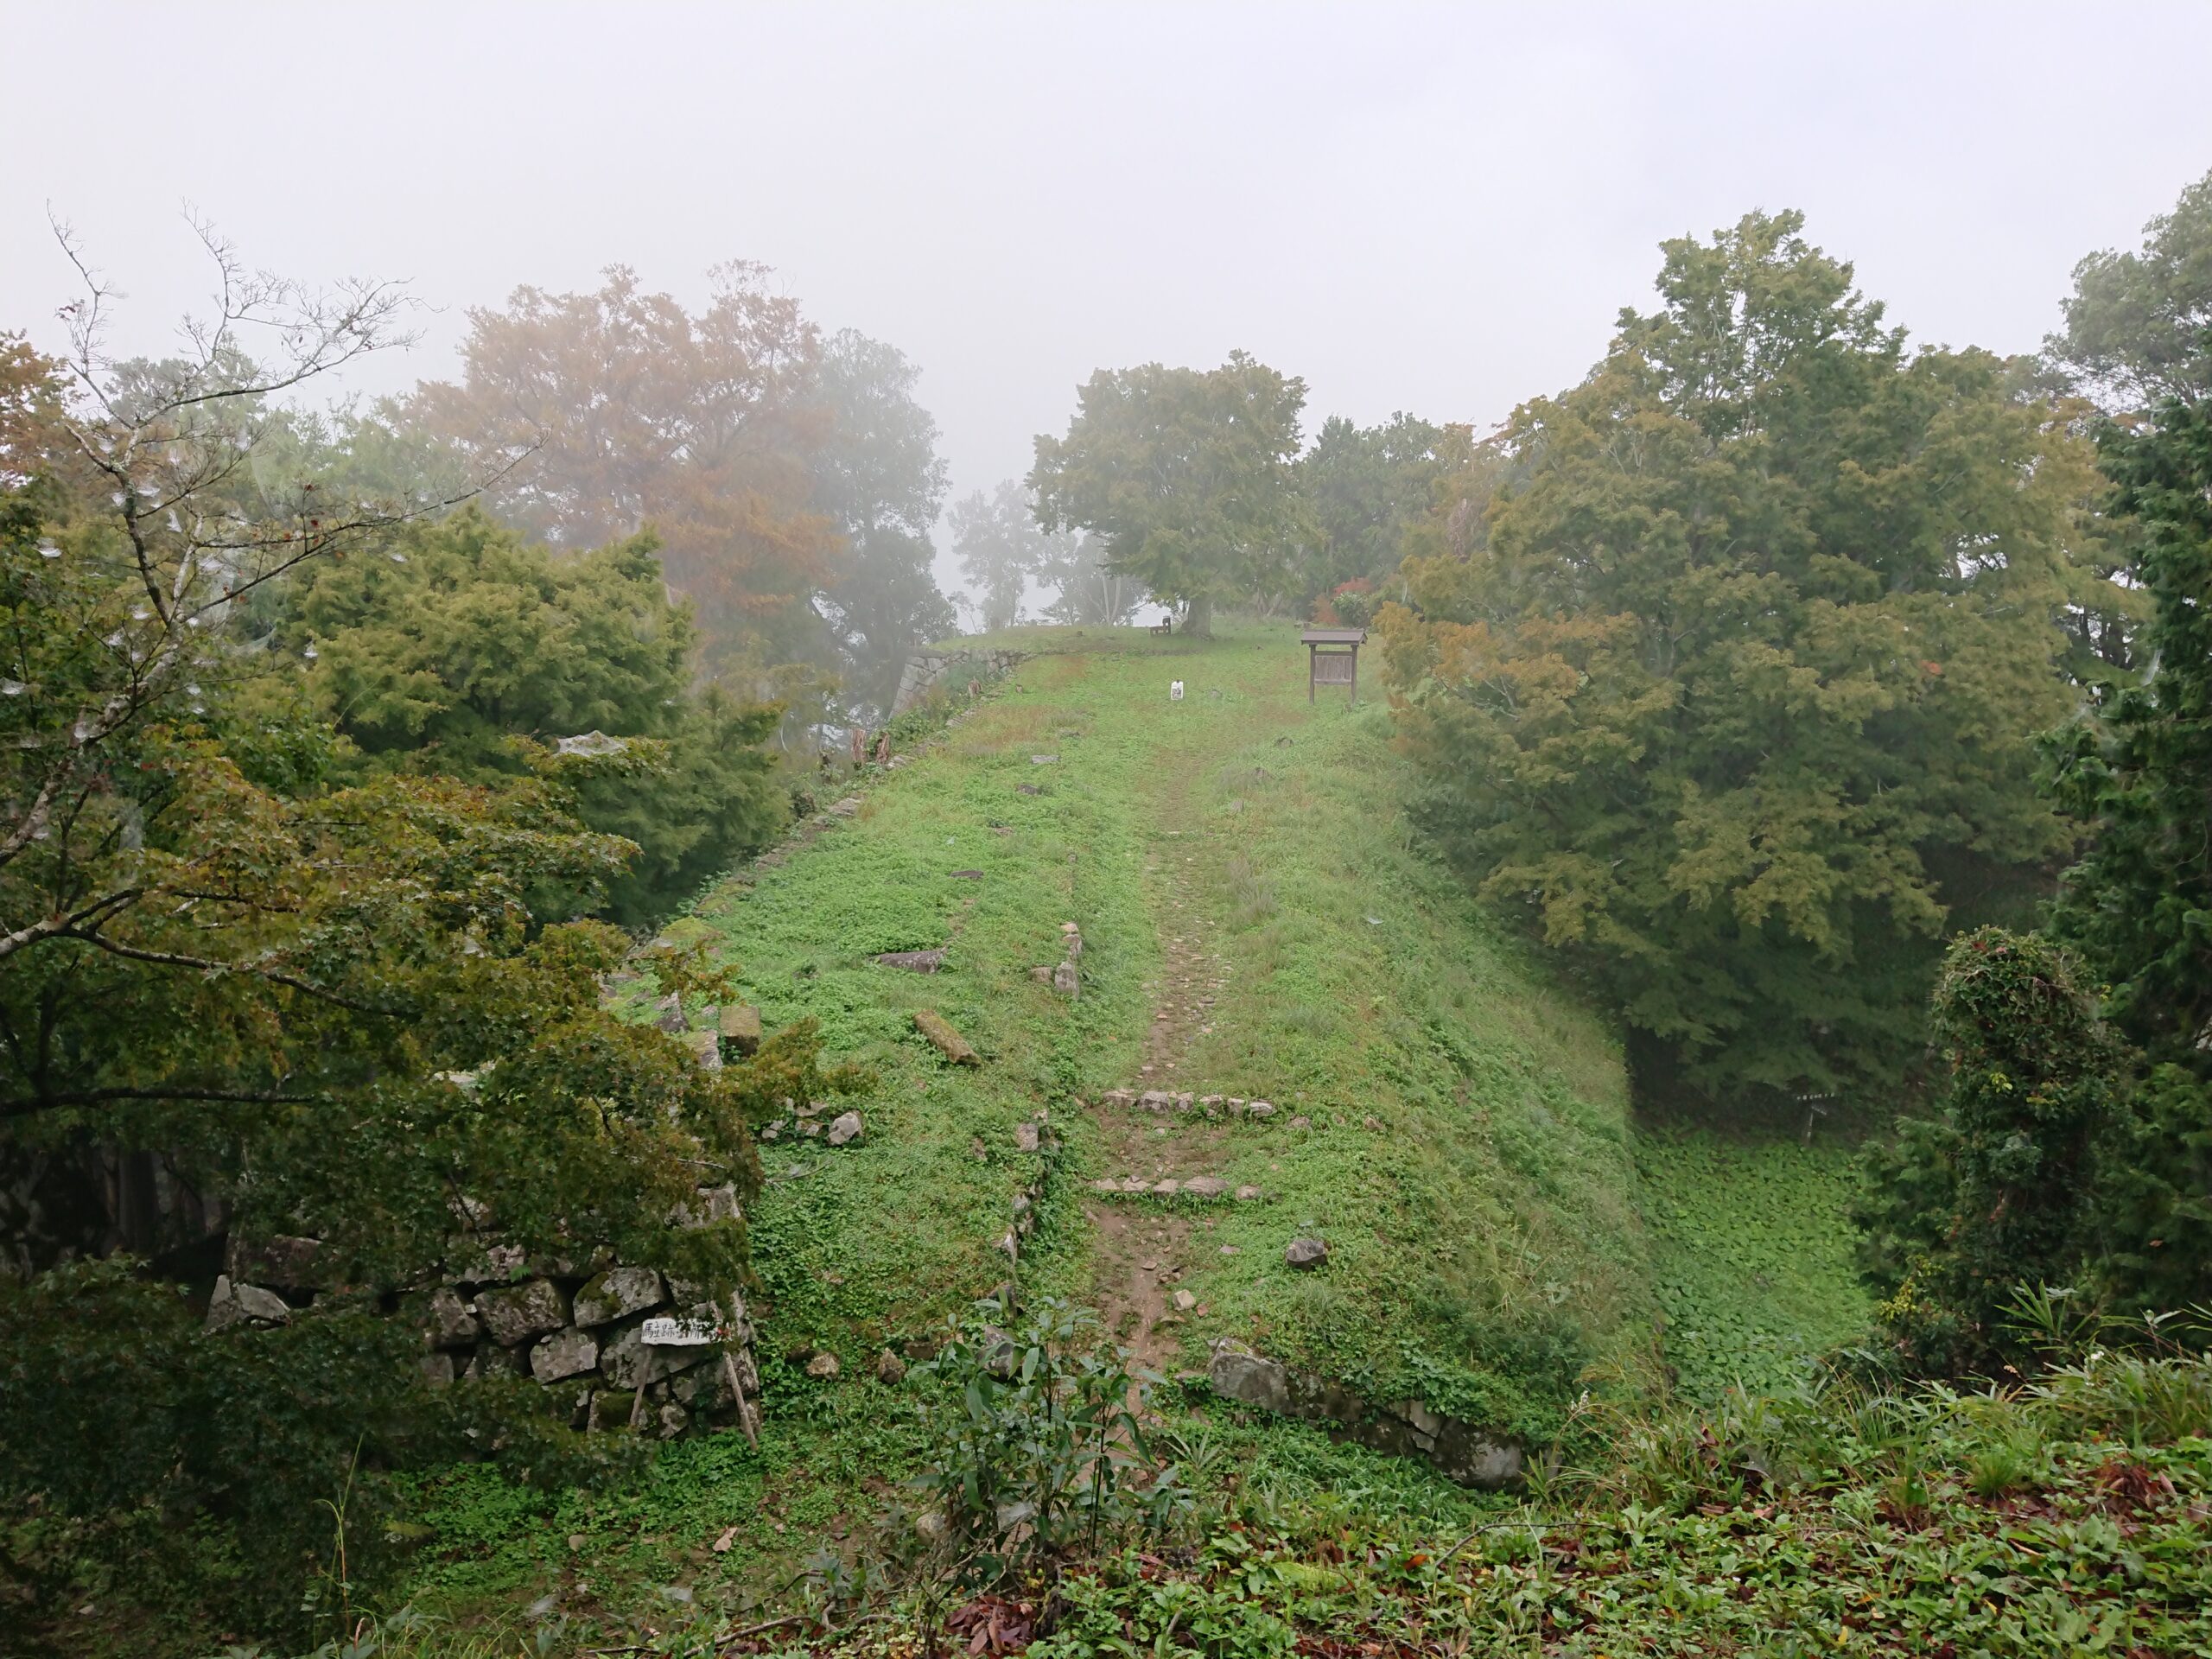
[702,622,1646,1449]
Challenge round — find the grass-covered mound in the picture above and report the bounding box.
[392,620,1649,1625]
[711,621,1646,1443]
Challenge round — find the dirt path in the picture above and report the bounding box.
[1083,762,1242,1380]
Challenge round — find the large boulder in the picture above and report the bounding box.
[1207,1340,1290,1414]
[423,1285,480,1347]
[826,1110,865,1147]
[204,1274,290,1332]
[531,1325,600,1383]
[476,1277,569,1345]
[598,1319,683,1390]
[1285,1237,1329,1271]
[574,1267,666,1327]
[229,1234,322,1288]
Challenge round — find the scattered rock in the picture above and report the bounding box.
[1151,1179,1181,1197]
[979,1327,1018,1379]
[1102,1089,1135,1109]
[875,948,947,973]
[1219,1244,1242,1256]
[574,1267,666,1327]
[806,1351,842,1381]
[828,797,862,817]
[826,1110,865,1147]
[1029,966,1052,982]
[1285,1238,1330,1271]
[914,1008,980,1065]
[718,1003,763,1057]
[653,993,688,1033]
[1363,1115,1383,1132]
[205,1274,290,1332]
[420,1351,455,1387]
[477,1278,569,1345]
[1029,754,1058,765]
[531,1325,600,1382]
[1015,784,1042,796]
[875,1349,907,1386]
[1182,1176,1229,1198]
[949,869,983,880]
[1288,1115,1312,1130]
[1235,1185,1264,1202]
[686,1029,722,1071]
[1014,1122,1041,1154]
[1051,960,1079,999]
[1173,1289,1198,1313]
[1246,1101,1276,1119]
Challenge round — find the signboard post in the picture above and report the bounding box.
[1301,628,1366,704]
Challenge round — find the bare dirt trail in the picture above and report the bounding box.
[1082,755,1245,1380]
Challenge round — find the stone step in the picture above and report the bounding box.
[1090,1089,1279,1121]
[1087,1175,1266,1202]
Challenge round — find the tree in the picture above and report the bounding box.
[1030,352,1310,635]
[2044,166,2212,411]
[1297,411,1461,611]
[0,245,833,1637]
[2041,396,2212,1313]
[809,329,957,718]
[950,480,1052,632]
[1038,528,1141,627]
[400,264,842,678]
[279,505,788,925]
[1379,212,2110,1099]
[1854,930,2124,1376]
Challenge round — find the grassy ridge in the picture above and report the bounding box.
[397,621,1652,1623]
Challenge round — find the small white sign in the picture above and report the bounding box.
[642,1316,719,1347]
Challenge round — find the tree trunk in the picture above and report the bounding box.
[1182,593,1214,638]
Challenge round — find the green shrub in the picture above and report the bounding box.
[0,1259,627,1650]
[907,1298,1189,1591]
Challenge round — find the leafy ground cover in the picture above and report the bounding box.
[1634,1125,1871,1401]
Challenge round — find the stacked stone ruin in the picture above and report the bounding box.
[207,1171,765,1442]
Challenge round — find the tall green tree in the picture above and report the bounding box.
[2042,396,2212,1312]
[1030,352,1310,635]
[281,505,786,926]
[1380,212,2111,1098]
[2044,167,2212,410]
[949,480,1052,632]
[1297,411,1459,611]
[810,328,957,720]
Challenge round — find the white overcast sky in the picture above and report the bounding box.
[6,1,2211,603]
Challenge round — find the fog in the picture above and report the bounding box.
[7,0,2210,605]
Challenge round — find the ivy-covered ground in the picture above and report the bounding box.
[1634,1125,1871,1401]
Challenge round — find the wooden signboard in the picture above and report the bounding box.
[1300,628,1366,703]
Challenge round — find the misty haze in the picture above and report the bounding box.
[4,5,2212,1655]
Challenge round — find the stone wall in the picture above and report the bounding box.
[889,648,1027,716]
[212,1188,764,1440]
[1207,1338,1524,1490]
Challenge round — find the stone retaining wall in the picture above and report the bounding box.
[1207,1338,1524,1489]
[212,1194,764,1440]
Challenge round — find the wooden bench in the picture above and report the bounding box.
[1149,620,1174,637]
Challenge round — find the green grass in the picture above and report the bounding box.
[391,620,1650,1634]
[1635,1124,1872,1401]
